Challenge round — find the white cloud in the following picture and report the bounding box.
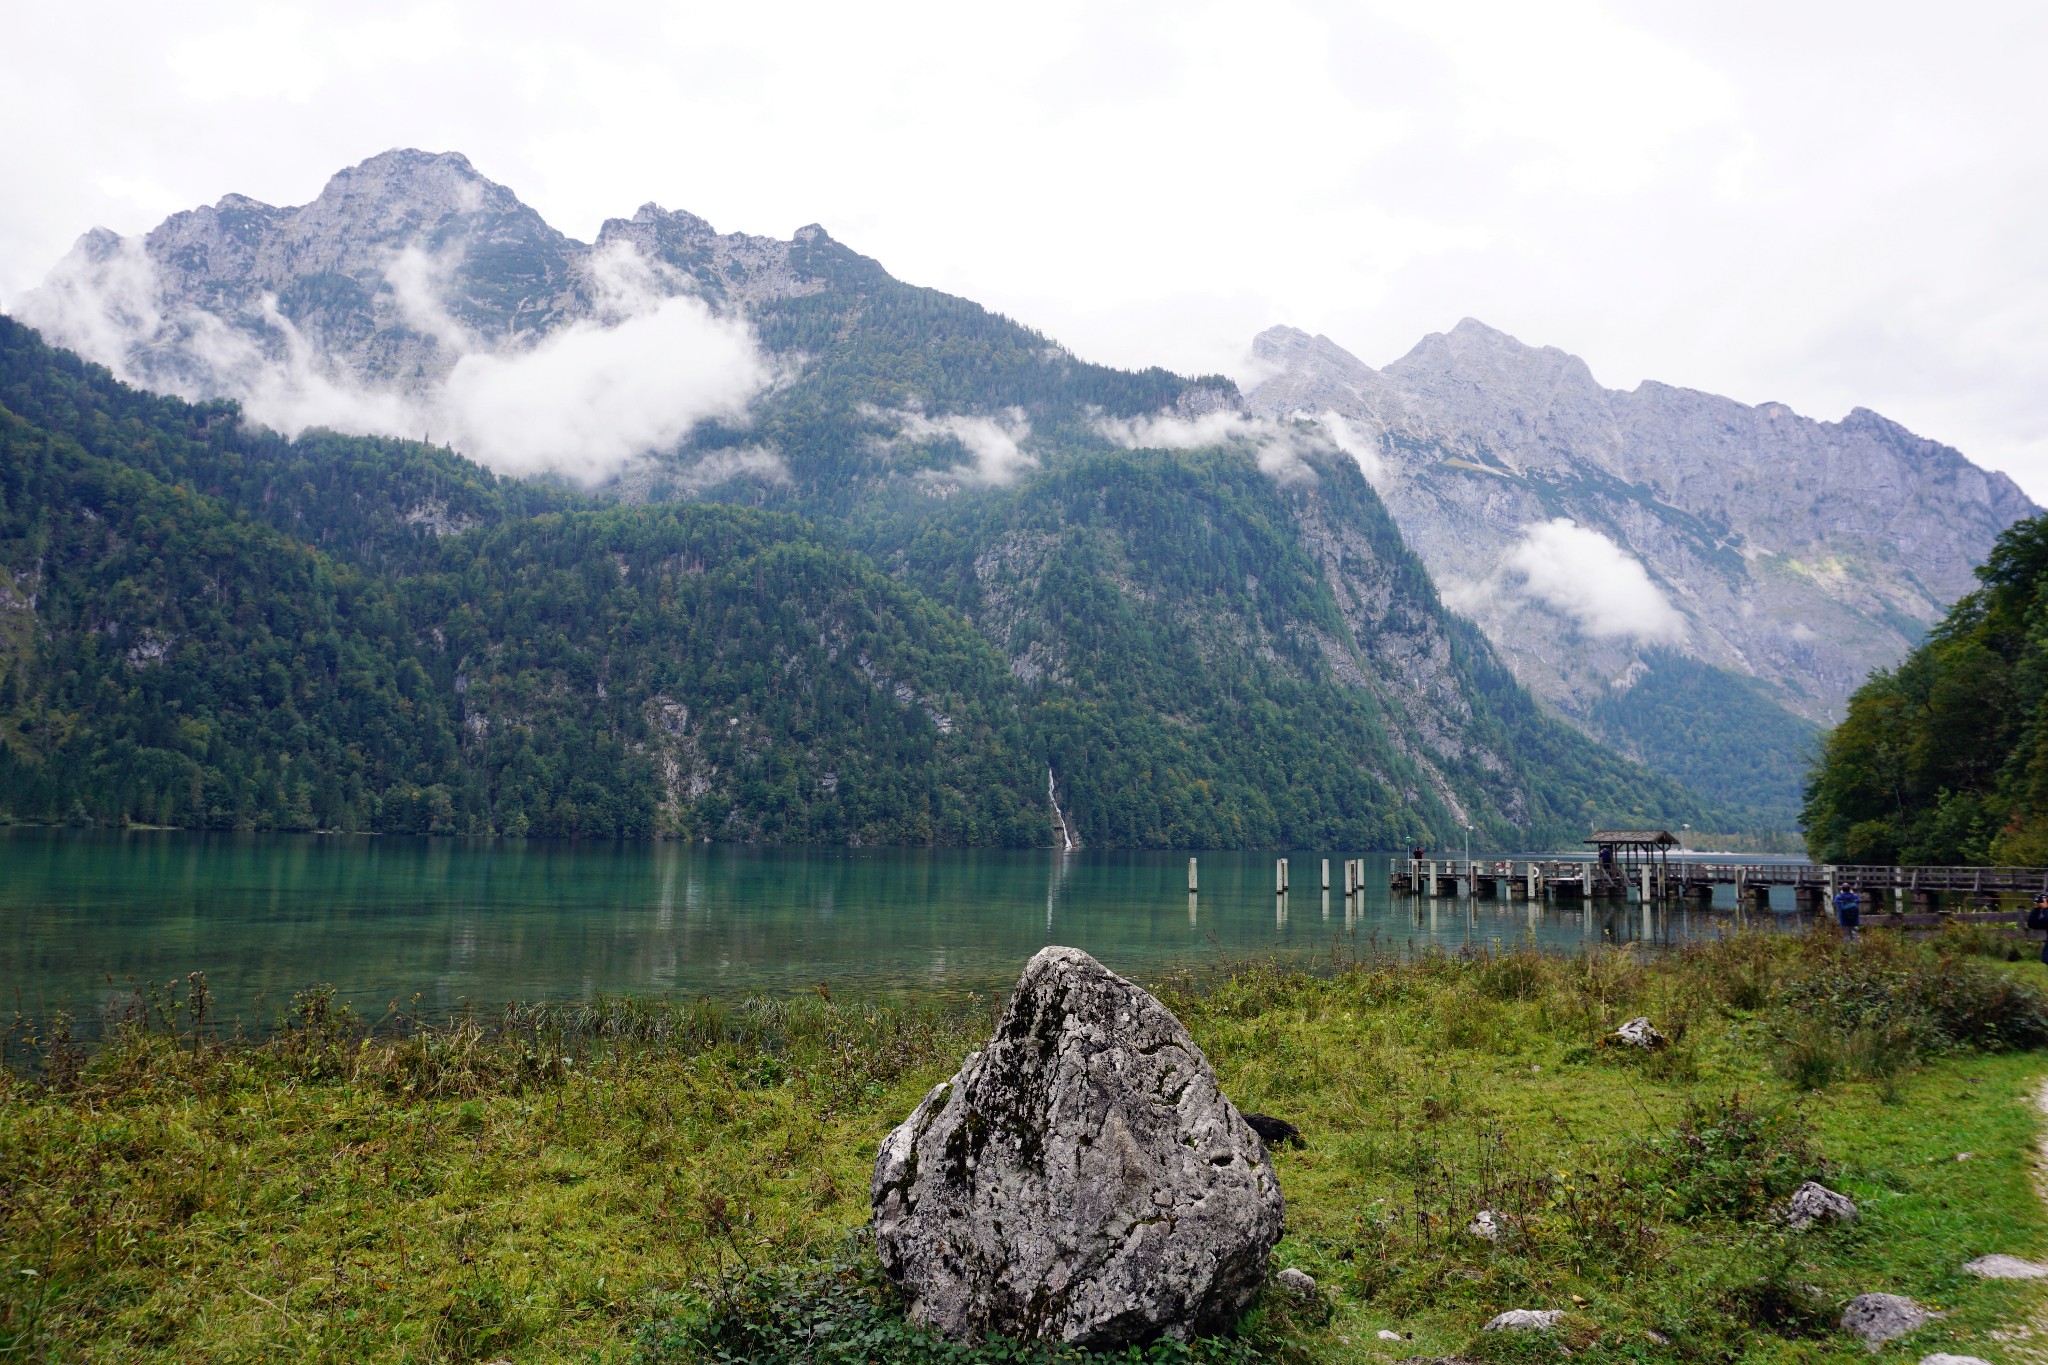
[1311,410,1388,489]
[14,232,161,374]
[385,245,477,350]
[1494,518,1686,642]
[14,233,771,482]
[1096,408,1336,486]
[674,445,791,491]
[437,294,766,477]
[887,407,1037,486]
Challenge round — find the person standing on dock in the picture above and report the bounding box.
[1832,884,1861,933]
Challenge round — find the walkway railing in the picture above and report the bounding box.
[1386,857,2048,906]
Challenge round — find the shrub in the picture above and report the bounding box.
[1777,934,2048,1056]
[1642,1093,1821,1222]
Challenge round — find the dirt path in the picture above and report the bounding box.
[1987,1082,2048,1361]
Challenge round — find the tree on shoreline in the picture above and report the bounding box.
[1805,514,2048,865]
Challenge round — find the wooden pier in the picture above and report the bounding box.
[1388,855,2048,914]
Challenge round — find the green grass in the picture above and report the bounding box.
[6,928,2048,1362]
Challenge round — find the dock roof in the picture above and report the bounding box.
[1585,829,1679,847]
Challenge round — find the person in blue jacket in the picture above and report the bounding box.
[1832,884,1861,931]
[2027,892,2048,963]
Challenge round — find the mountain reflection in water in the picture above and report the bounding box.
[0,830,1790,1036]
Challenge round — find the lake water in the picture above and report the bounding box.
[0,830,1783,1035]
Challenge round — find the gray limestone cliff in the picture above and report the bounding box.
[1245,321,2035,816]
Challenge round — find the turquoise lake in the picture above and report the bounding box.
[0,830,1780,1035]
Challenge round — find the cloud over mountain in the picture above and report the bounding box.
[13,153,777,483]
[1491,518,1686,643]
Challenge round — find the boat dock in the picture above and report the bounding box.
[1388,855,2048,915]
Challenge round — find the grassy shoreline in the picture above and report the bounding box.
[6,929,2048,1363]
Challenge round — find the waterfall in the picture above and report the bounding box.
[1048,766,1077,853]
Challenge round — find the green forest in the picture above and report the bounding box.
[1586,649,1820,830]
[1804,512,2048,864]
[0,280,1715,848]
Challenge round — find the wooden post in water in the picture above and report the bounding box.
[1187,857,1198,893]
[1322,858,1330,891]
[1641,863,1652,905]
[1276,858,1289,893]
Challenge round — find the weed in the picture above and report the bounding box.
[1642,1093,1821,1222]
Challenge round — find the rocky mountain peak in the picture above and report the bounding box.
[1388,318,1609,422]
[1252,324,1345,368]
[283,148,562,259]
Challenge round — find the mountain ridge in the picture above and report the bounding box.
[0,296,1705,845]
[17,148,2021,836]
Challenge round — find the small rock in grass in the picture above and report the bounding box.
[1841,1293,1939,1348]
[1955,1151,1974,1161]
[1784,1181,1858,1229]
[1377,1327,1404,1340]
[1468,1209,1504,1241]
[1484,1309,1563,1331]
[1964,1254,2048,1278]
[1647,1329,1672,1345]
[1919,1356,1994,1365]
[1610,1017,1666,1049]
[1276,1267,1316,1294]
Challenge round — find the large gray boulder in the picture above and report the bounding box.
[872,946,1285,1347]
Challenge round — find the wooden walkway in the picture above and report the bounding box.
[1389,857,2048,911]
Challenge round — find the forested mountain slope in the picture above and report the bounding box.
[0,320,1045,841]
[1805,513,2048,865]
[0,315,1706,846]
[4,149,1734,846]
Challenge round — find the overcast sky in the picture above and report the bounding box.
[4,0,2045,495]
